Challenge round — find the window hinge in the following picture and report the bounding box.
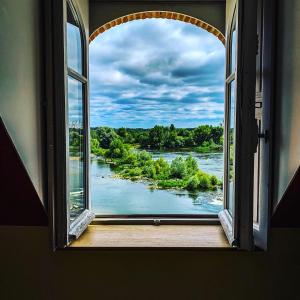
[256,33,260,55]
[258,130,269,142]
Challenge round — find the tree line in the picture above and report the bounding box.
[90,124,223,154]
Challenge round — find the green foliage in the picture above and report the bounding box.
[186,175,200,191]
[210,175,219,186]
[95,127,119,148]
[185,155,199,175]
[90,124,223,153]
[87,125,223,192]
[154,157,170,180]
[106,139,128,158]
[157,179,186,189]
[170,156,187,179]
[195,139,223,153]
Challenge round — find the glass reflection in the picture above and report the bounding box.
[68,76,85,221]
[67,22,82,74]
[228,80,235,215]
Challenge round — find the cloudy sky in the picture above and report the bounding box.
[89,19,225,128]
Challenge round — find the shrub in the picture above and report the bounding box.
[121,152,138,165]
[198,174,211,189]
[185,155,199,175]
[155,157,170,179]
[210,175,219,186]
[106,139,128,158]
[143,163,156,179]
[158,179,185,189]
[170,156,187,179]
[128,167,142,177]
[137,150,152,166]
[186,175,200,191]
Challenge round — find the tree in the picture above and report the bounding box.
[170,156,187,179]
[106,139,128,158]
[193,125,212,146]
[148,125,168,149]
[96,127,118,148]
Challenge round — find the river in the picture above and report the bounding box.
[90,151,224,215]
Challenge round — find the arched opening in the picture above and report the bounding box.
[89,11,225,45]
[89,14,225,216]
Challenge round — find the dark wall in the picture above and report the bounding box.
[90,1,225,35]
[0,226,300,300]
[0,118,47,225]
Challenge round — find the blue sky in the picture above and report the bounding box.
[89,19,225,128]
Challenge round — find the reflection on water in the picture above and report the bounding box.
[89,151,224,215]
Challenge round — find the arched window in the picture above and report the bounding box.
[48,0,94,248]
[47,2,272,251]
[66,0,94,242]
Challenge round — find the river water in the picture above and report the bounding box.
[90,151,224,215]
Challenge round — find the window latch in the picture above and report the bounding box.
[153,219,161,226]
[258,130,269,143]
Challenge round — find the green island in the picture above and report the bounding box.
[87,124,223,192]
[69,124,224,191]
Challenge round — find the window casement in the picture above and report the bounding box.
[46,0,94,249]
[45,0,273,250]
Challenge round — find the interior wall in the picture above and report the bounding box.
[0,0,44,202]
[89,0,225,36]
[0,226,299,300]
[273,0,300,210]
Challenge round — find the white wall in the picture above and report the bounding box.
[0,0,44,202]
[0,0,89,206]
[273,0,300,209]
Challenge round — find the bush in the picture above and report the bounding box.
[137,150,152,166]
[106,139,128,158]
[143,163,156,179]
[185,155,199,175]
[121,152,138,165]
[155,157,170,179]
[128,167,142,177]
[210,175,219,186]
[186,175,200,191]
[158,179,185,189]
[170,156,187,179]
[198,174,211,189]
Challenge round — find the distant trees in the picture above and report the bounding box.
[89,124,223,153]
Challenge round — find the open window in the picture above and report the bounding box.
[219,0,259,250]
[46,0,272,250]
[47,0,94,249]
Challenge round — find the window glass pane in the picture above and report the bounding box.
[230,22,237,74]
[227,80,236,215]
[67,22,82,74]
[68,76,85,222]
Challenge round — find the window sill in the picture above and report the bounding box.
[69,224,231,249]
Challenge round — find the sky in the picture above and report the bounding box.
[89,18,225,128]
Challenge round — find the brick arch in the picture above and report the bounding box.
[89,11,225,45]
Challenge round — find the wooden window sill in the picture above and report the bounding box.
[69,224,231,249]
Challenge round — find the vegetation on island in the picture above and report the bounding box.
[69,124,224,192]
[103,142,221,191]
